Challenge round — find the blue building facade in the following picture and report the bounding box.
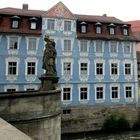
[0,2,138,106]
[42,2,138,109]
[0,5,44,92]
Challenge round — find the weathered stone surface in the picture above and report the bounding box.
[62,104,139,133]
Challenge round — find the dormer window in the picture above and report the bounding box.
[108,23,115,35]
[11,16,20,29]
[29,17,38,30]
[122,24,129,36]
[80,22,87,33]
[95,22,102,34]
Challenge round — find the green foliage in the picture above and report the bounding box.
[102,114,130,132]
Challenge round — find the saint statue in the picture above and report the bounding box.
[42,34,57,76]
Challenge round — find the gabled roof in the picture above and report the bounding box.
[75,14,127,25]
[127,20,140,32]
[0,7,45,17]
[42,1,75,19]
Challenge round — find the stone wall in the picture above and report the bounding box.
[62,104,139,134]
[0,90,61,140]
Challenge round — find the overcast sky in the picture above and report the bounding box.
[0,0,139,21]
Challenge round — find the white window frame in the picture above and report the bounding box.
[12,20,19,29]
[96,26,101,34]
[62,37,73,56]
[109,60,120,80]
[7,36,20,55]
[26,37,39,55]
[78,84,89,103]
[5,57,19,81]
[81,25,87,33]
[64,20,71,32]
[4,85,18,92]
[110,84,120,102]
[94,40,104,57]
[124,84,134,102]
[47,19,55,30]
[109,27,115,35]
[123,42,131,56]
[79,58,90,81]
[61,84,73,104]
[123,28,128,35]
[61,58,73,81]
[30,21,37,30]
[109,41,118,57]
[95,84,105,102]
[25,57,38,82]
[24,85,38,91]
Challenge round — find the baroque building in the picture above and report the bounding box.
[42,2,138,107]
[0,4,44,91]
[0,1,139,133]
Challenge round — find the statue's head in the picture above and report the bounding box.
[44,34,50,42]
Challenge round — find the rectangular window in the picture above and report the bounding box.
[80,40,88,52]
[81,25,87,33]
[9,37,18,50]
[96,26,101,34]
[125,86,132,98]
[111,63,118,75]
[64,21,71,31]
[64,62,71,75]
[125,63,131,75]
[30,22,37,30]
[12,20,19,29]
[63,88,71,101]
[124,42,130,54]
[63,109,71,115]
[110,41,117,53]
[47,19,55,30]
[64,40,71,52]
[96,87,103,99]
[8,62,17,75]
[27,62,35,75]
[110,27,115,35]
[111,87,118,99]
[80,63,87,75]
[96,63,103,75]
[7,89,16,92]
[28,38,37,51]
[26,88,35,91]
[96,41,102,53]
[80,87,88,100]
[123,28,128,35]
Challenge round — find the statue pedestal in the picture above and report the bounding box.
[39,75,59,91]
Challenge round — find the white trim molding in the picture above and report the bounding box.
[78,58,90,81]
[78,84,89,104]
[61,84,73,105]
[25,57,38,82]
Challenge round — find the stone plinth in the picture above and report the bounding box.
[39,75,59,91]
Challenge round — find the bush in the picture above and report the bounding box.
[132,116,140,130]
[102,114,130,132]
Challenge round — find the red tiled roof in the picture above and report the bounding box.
[75,14,127,24]
[127,20,140,32]
[0,7,45,17]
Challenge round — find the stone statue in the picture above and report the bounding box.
[42,35,57,76]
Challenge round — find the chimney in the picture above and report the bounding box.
[22,4,28,10]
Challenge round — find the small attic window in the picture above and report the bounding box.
[11,16,21,29]
[122,24,129,36]
[108,23,115,35]
[80,21,87,33]
[29,17,38,30]
[95,22,102,34]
